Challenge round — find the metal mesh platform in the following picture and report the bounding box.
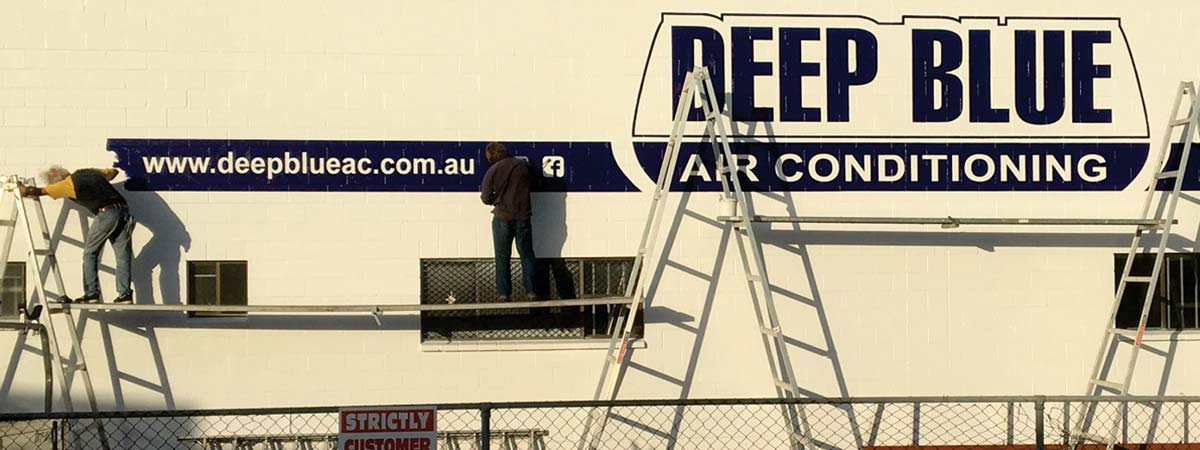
[420,258,641,342]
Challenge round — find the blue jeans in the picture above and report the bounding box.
[83,207,135,298]
[492,218,538,297]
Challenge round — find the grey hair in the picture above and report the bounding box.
[40,165,70,184]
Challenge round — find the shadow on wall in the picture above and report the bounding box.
[531,190,576,298]
[44,184,191,304]
[119,186,191,305]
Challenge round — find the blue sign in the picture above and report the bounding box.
[632,142,1195,191]
[105,15,1190,194]
[108,139,638,192]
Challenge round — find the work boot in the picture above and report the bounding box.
[112,293,133,305]
[497,294,511,302]
[74,293,101,304]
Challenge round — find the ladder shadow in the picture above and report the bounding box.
[1084,186,1189,401]
[753,189,864,450]
[42,198,181,411]
[0,326,52,413]
[743,118,862,449]
[601,189,727,449]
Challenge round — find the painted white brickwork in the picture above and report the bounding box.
[1,0,1199,413]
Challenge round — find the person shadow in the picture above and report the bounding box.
[531,172,575,300]
[118,185,192,305]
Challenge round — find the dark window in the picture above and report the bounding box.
[1115,253,1199,330]
[188,261,248,317]
[420,257,642,342]
[0,262,24,318]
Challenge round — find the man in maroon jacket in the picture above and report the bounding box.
[480,142,539,301]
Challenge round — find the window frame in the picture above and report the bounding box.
[0,262,25,319]
[186,260,248,317]
[1114,252,1200,332]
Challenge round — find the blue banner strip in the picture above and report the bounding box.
[108,139,638,192]
[634,142,1156,191]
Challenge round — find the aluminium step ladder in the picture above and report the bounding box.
[1071,81,1200,450]
[577,67,813,450]
[0,175,111,450]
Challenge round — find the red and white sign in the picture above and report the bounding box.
[338,406,437,450]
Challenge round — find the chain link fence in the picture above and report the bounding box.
[2,396,1198,450]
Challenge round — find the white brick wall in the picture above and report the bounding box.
[0,0,1199,414]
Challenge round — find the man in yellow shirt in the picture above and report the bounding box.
[22,166,136,304]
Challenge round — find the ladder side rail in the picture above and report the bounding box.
[591,76,694,400]
[28,195,71,303]
[1104,81,1192,333]
[605,73,695,375]
[694,74,793,396]
[1081,82,1193,400]
[10,192,74,412]
[1120,88,1200,391]
[1133,81,1192,221]
[726,225,813,447]
[579,72,700,450]
[27,195,106,412]
[589,312,626,401]
[1073,82,1199,450]
[0,204,17,301]
[699,69,804,390]
[697,68,812,449]
[621,72,698,301]
[17,190,112,450]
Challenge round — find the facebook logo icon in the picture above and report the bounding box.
[542,156,565,178]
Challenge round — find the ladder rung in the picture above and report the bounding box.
[1169,118,1193,127]
[1124,275,1154,283]
[32,249,53,256]
[72,363,87,371]
[1157,170,1180,179]
[1090,378,1125,391]
[705,111,718,120]
[773,378,799,394]
[789,432,813,447]
[746,274,763,282]
[1074,431,1114,444]
[760,326,781,336]
[1107,327,1139,339]
[0,220,14,227]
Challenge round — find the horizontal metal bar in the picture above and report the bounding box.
[717,215,1172,227]
[8,395,1200,421]
[48,297,633,314]
[177,430,549,443]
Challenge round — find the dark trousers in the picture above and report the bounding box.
[83,207,135,297]
[492,217,537,297]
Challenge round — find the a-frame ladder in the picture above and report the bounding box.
[578,67,813,450]
[0,175,111,450]
[1071,81,1200,449]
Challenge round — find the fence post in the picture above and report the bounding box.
[912,402,920,447]
[1065,400,1075,448]
[480,403,492,450]
[1035,397,1045,450]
